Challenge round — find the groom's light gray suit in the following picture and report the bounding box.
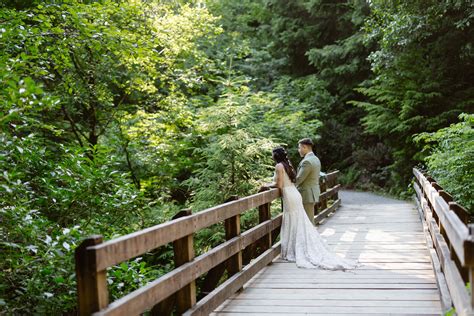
[296,152,321,225]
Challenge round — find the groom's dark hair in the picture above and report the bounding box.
[298,138,314,148]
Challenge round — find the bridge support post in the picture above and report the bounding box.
[199,196,242,298]
[152,209,196,315]
[331,172,339,200]
[258,187,272,255]
[225,196,243,277]
[469,224,474,311]
[75,235,108,316]
[320,179,327,212]
[172,209,196,315]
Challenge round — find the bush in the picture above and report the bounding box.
[415,113,474,211]
[0,133,178,314]
[1,204,81,314]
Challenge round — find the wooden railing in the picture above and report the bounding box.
[413,168,474,315]
[75,170,342,316]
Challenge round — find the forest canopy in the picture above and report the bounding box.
[1,0,472,313]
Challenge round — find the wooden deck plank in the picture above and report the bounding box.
[213,190,442,314]
[260,270,436,277]
[269,262,434,270]
[210,310,439,316]
[217,299,442,308]
[251,278,437,284]
[231,288,440,300]
[326,244,430,249]
[214,304,441,314]
[247,283,438,289]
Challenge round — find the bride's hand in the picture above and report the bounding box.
[260,183,275,189]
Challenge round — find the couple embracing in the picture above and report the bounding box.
[264,138,358,270]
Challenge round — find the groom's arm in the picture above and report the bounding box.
[295,160,311,187]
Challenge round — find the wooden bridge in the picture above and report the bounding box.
[75,169,474,315]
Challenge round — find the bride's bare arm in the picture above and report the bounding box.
[266,163,284,190]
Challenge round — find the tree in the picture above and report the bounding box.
[186,77,278,209]
[352,0,474,193]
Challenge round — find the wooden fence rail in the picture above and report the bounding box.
[75,171,341,316]
[413,168,474,316]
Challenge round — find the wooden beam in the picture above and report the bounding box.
[429,218,471,315]
[314,199,341,224]
[93,215,283,316]
[258,187,272,254]
[75,235,108,316]
[450,202,471,225]
[89,188,280,271]
[325,170,339,185]
[415,198,453,312]
[443,208,470,265]
[182,243,282,316]
[413,169,470,265]
[469,225,474,311]
[319,184,341,200]
[225,196,243,277]
[319,180,328,211]
[414,168,473,314]
[201,196,241,297]
[172,209,196,315]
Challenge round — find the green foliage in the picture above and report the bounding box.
[352,0,474,193]
[1,1,155,146]
[257,75,327,162]
[2,0,473,313]
[0,132,175,313]
[339,165,361,187]
[415,114,474,211]
[107,257,164,301]
[0,1,226,313]
[206,0,381,183]
[1,203,81,314]
[186,79,278,209]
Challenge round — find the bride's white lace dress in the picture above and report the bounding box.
[276,168,358,270]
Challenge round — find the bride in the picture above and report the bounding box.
[266,146,357,270]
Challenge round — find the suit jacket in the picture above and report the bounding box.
[296,152,321,204]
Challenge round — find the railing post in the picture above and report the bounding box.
[332,172,339,200]
[258,187,272,253]
[172,208,196,315]
[75,235,108,316]
[448,201,470,283]
[449,201,470,226]
[224,196,243,276]
[469,224,474,310]
[199,196,241,298]
[425,177,440,226]
[431,181,448,243]
[320,178,328,211]
[151,209,196,315]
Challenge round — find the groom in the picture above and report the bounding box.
[296,138,321,225]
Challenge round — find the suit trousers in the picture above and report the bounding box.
[303,203,315,225]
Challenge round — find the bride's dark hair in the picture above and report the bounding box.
[272,147,296,183]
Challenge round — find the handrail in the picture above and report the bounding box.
[89,189,281,271]
[413,168,474,316]
[75,170,342,315]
